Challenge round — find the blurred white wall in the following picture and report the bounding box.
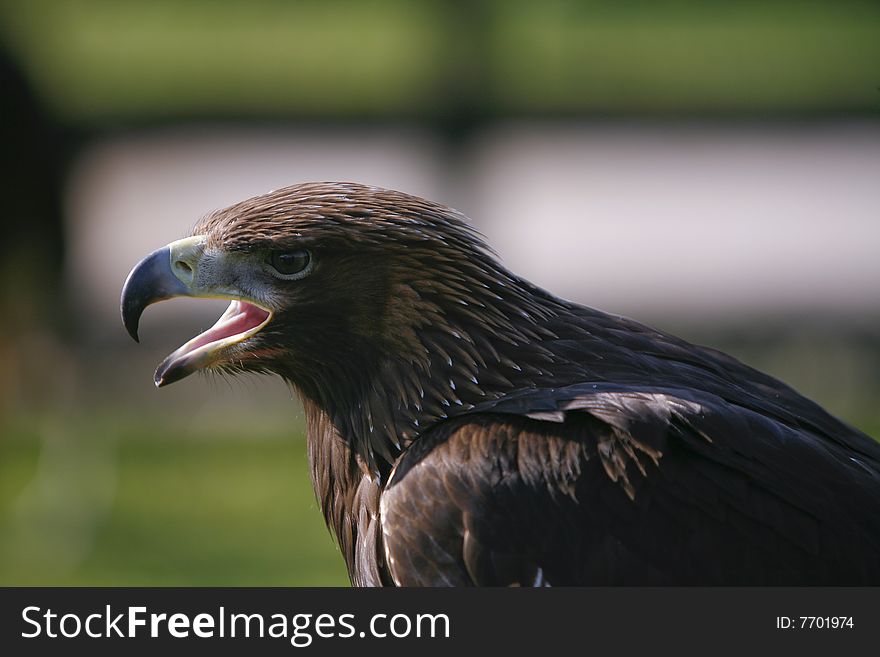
[67,121,880,338]
[473,122,880,319]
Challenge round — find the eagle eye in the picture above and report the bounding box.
[268,249,312,278]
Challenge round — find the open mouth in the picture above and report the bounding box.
[154,300,272,387]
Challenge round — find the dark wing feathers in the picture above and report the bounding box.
[380,385,880,585]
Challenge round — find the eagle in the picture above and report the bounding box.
[121,181,880,586]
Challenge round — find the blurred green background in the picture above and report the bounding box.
[0,0,878,586]
[3,0,880,120]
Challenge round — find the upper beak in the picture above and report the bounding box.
[120,236,205,342]
[120,236,273,387]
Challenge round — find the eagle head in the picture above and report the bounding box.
[121,182,549,458]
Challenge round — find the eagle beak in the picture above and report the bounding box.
[121,235,272,387]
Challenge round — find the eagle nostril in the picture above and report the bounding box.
[173,260,194,283]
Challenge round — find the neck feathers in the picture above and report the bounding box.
[301,258,571,474]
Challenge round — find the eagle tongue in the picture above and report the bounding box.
[184,301,269,352]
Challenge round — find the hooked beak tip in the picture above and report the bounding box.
[120,244,190,343]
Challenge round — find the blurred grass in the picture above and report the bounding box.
[493,1,880,114]
[0,414,349,586]
[1,0,878,120]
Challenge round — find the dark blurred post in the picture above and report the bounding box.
[0,43,71,410]
[432,0,492,202]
